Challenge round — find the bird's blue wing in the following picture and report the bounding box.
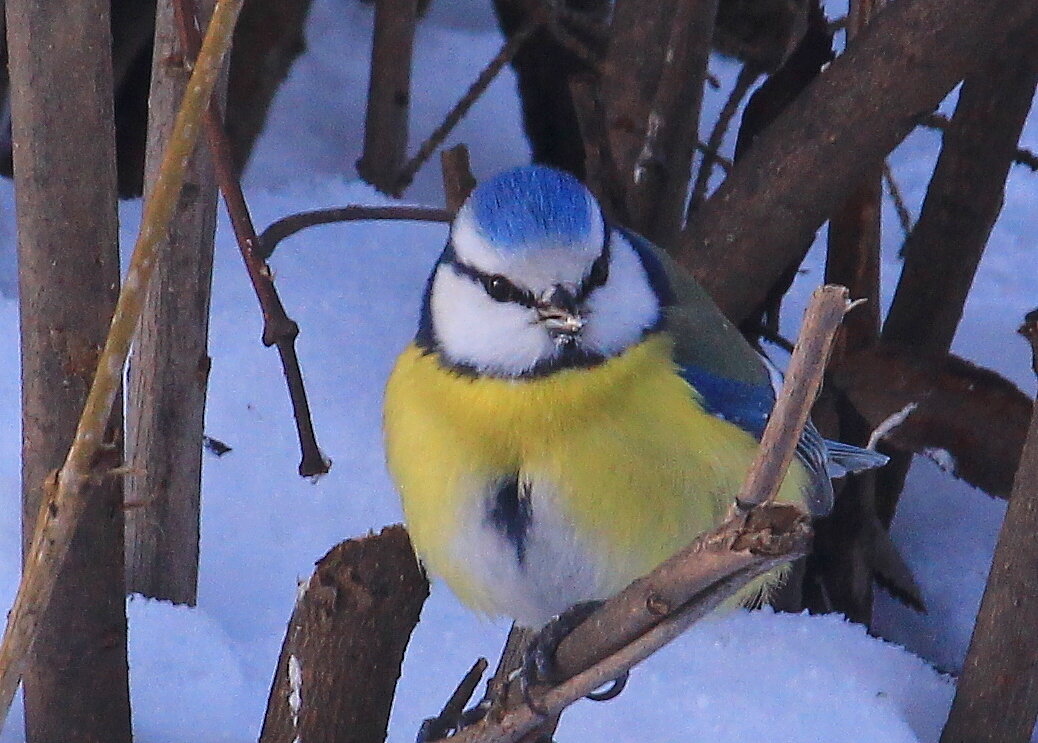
[678,362,835,516]
[678,364,772,439]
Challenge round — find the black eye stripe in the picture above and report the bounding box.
[575,228,611,303]
[447,258,537,308]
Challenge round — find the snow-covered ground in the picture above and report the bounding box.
[0,1,1035,740]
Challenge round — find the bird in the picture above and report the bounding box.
[383,164,885,631]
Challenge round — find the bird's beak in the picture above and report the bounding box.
[537,285,584,338]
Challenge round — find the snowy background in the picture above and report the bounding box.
[0,0,1035,740]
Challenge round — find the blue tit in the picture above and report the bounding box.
[383,165,885,629]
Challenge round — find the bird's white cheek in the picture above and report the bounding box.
[581,237,660,355]
[430,268,554,374]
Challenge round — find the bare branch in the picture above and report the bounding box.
[738,285,852,509]
[833,346,1033,499]
[688,64,761,216]
[394,11,542,195]
[440,144,477,213]
[882,162,913,239]
[126,0,224,606]
[357,0,419,193]
[939,324,1038,742]
[884,24,1038,356]
[172,0,330,477]
[678,0,1038,324]
[921,113,1038,173]
[258,206,452,262]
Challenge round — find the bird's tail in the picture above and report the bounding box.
[824,440,889,479]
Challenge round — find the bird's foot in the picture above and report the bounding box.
[521,601,629,711]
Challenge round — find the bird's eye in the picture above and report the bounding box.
[587,254,609,289]
[484,274,519,303]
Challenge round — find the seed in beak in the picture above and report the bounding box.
[537,285,583,337]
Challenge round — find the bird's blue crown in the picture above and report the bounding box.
[468,166,595,250]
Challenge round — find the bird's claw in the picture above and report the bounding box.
[520,600,628,709]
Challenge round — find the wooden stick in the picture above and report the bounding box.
[440,144,477,213]
[0,0,243,727]
[357,0,419,194]
[172,0,331,477]
[940,323,1038,743]
[737,285,851,508]
[125,0,223,606]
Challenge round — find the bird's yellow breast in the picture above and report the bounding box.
[383,334,808,617]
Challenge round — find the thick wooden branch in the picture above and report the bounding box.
[833,346,1033,499]
[126,0,224,606]
[6,0,131,736]
[0,0,242,728]
[883,18,1038,355]
[678,0,1038,324]
[259,525,428,743]
[940,339,1038,742]
[622,0,718,245]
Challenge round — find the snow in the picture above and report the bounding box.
[0,1,1035,741]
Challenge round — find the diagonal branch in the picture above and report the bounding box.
[173,0,331,477]
[677,0,1038,324]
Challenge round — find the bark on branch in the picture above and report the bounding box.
[678,0,1038,324]
[259,525,429,743]
[940,331,1038,743]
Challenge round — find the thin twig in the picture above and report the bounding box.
[696,141,732,173]
[921,112,1038,172]
[258,206,452,262]
[440,285,850,743]
[173,0,333,476]
[883,161,913,239]
[688,64,761,217]
[0,0,243,728]
[447,512,810,743]
[393,11,543,194]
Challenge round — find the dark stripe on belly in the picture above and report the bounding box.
[487,474,532,566]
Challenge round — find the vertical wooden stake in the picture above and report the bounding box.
[258,526,428,743]
[940,373,1038,742]
[5,0,132,738]
[125,0,225,606]
[357,0,419,195]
